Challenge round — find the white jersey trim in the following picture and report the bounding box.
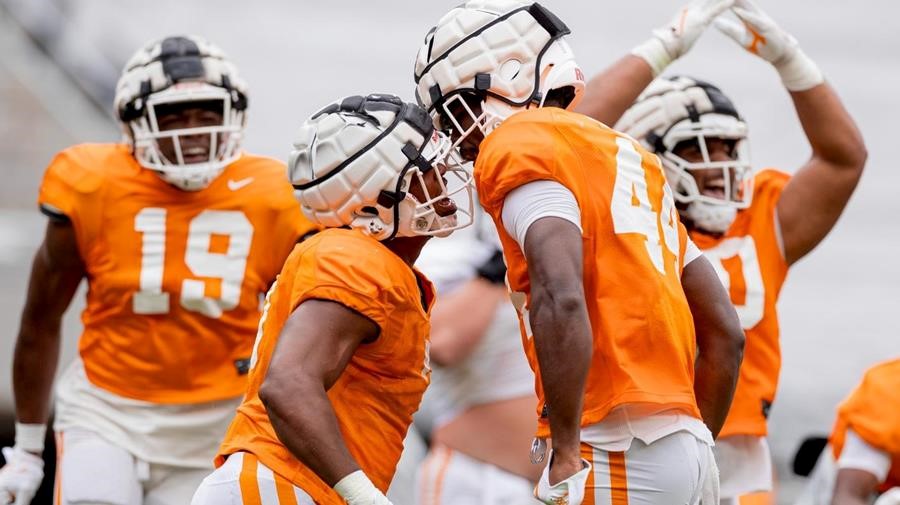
[501,180,582,248]
[684,238,703,266]
[838,428,892,482]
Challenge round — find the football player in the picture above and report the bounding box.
[0,35,317,505]
[575,0,867,502]
[795,360,900,505]
[192,94,475,505]
[413,205,541,504]
[413,2,745,504]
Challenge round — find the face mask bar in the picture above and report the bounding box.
[406,132,475,237]
[661,123,753,210]
[130,85,244,179]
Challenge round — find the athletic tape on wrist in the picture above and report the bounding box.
[334,470,379,503]
[631,37,673,77]
[775,48,824,92]
[14,423,46,453]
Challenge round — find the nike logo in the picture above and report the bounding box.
[227,177,254,191]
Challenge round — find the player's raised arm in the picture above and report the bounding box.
[714,0,866,264]
[1,218,85,504]
[680,253,744,438]
[576,0,733,126]
[258,300,379,490]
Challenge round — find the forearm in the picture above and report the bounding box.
[792,84,867,169]
[693,345,741,438]
[12,325,61,424]
[575,55,654,127]
[529,291,592,455]
[263,381,359,486]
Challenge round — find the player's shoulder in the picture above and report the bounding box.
[753,168,791,190]
[300,228,405,275]
[859,359,900,393]
[219,152,296,208]
[45,143,134,194]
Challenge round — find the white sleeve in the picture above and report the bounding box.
[837,428,892,483]
[684,238,703,266]
[500,180,582,249]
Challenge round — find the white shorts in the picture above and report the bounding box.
[415,444,539,505]
[191,452,314,505]
[713,435,773,499]
[56,428,210,505]
[581,431,719,505]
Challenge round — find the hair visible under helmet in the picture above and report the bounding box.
[413,1,585,148]
[288,94,474,241]
[616,76,753,233]
[114,35,248,191]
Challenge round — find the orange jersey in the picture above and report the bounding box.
[692,169,791,437]
[217,228,435,503]
[37,143,316,404]
[831,359,900,490]
[476,108,701,437]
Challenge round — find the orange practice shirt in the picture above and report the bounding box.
[830,359,900,490]
[475,108,701,437]
[37,144,315,404]
[692,169,791,437]
[217,228,435,503]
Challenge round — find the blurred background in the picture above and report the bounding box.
[0,0,897,503]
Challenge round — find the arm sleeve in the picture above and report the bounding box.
[684,237,703,265]
[500,180,582,249]
[837,428,893,483]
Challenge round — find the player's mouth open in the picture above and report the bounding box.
[434,197,458,217]
[182,146,210,164]
[703,178,727,199]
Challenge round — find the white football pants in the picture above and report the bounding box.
[581,431,719,505]
[55,428,209,505]
[414,444,539,504]
[191,452,314,505]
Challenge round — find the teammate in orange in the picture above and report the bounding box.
[828,359,900,505]
[413,2,745,504]
[191,94,475,505]
[575,0,867,503]
[0,35,316,505]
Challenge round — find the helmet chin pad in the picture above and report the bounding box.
[683,200,737,234]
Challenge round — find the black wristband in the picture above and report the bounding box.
[476,250,507,285]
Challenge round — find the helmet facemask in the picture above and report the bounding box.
[115,35,249,191]
[290,94,475,241]
[660,113,752,208]
[129,82,245,191]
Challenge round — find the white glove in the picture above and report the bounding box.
[875,488,900,505]
[534,456,592,505]
[0,447,44,505]
[333,471,393,505]
[714,0,823,91]
[632,0,735,76]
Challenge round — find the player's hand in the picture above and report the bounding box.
[0,447,44,505]
[534,452,591,505]
[714,0,823,90]
[875,488,900,505]
[633,0,735,76]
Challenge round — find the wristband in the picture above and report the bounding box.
[334,470,379,503]
[14,423,47,453]
[631,37,673,77]
[775,48,824,92]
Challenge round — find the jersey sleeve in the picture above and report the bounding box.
[289,237,393,331]
[38,151,82,219]
[837,428,893,482]
[475,118,580,218]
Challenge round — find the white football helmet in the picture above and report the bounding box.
[616,76,753,233]
[414,1,585,150]
[114,35,248,191]
[289,94,474,241]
